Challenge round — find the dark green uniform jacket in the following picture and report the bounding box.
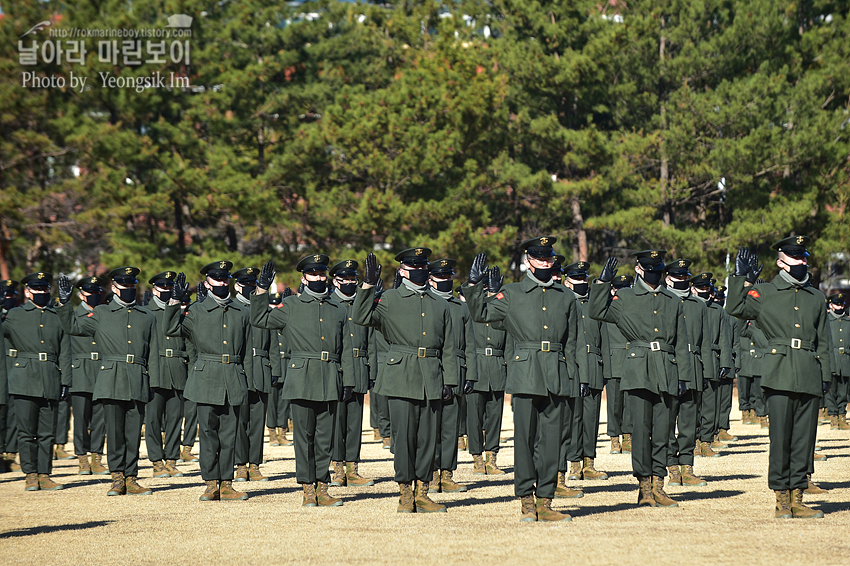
[69,303,101,393]
[251,291,353,402]
[588,278,693,396]
[147,300,191,390]
[701,300,734,380]
[828,312,850,377]
[471,307,507,393]
[4,302,71,399]
[352,285,457,401]
[464,275,579,398]
[430,291,478,387]
[571,290,605,392]
[0,316,7,405]
[669,292,711,390]
[331,291,374,394]
[236,294,277,394]
[726,275,830,395]
[739,320,767,377]
[602,321,628,380]
[58,300,159,403]
[163,299,251,406]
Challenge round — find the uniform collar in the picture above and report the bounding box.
[23,301,54,313]
[399,285,436,299]
[773,273,813,292]
[202,297,233,311]
[520,276,562,294]
[110,300,144,313]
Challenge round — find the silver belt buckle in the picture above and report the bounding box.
[791,338,802,350]
[39,352,48,362]
[321,351,329,361]
[541,341,550,352]
[418,347,427,358]
[688,344,692,352]
[126,354,135,364]
[91,352,99,361]
[165,348,173,358]
[253,347,257,357]
[586,344,591,354]
[749,349,755,355]
[221,354,230,364]
[650,341,661,351]
[8,349,17,358]
[485,347,493,356]
[280,352,286,359]
[352,348,360,358]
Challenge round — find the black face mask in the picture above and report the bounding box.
[641,271,662,286]
[210,285,229,299]
[307,279,327,294]
[671,280,689,290]
[786,263,807,281]
[238,286,254,299]
[31,293,51,307]
[406,269,429,285]
[433,280,453,293]
[117,287,137,303]
[157,290,173,302]
[3,297,15,310]
[572,282,589,296]
[833,306,845,315]
[696,290,711,300]
[338,282,357,296]
[84,294,101,308]
[530,266,552,282]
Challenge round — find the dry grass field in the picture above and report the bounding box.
[1,399,848,566]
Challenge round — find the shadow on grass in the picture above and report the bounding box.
[674,489,744,502]
[0,520,113,539]
[814,501,850,514]
[701,474,761,482]
[568,501,637,516]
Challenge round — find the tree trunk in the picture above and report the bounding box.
[0,219,10,280]
[659,16,671,228]
[570,196,588,261]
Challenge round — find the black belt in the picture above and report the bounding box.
[289,350,341,363]
[688,344,701,356]
[197,353,242,364]
[768,338,815,351]
[160,349,188,359]
[711,346,722,352]
[476,347,504,357]
[585,345,601,356]
[252,348,269,359]
[8,350,57,362]
[514,341,563,352]
[609,344,628,350]
[74,353,101,361]
[352,348,368,358]
[388,345,441,358]
[627,340,674,354]
[104,354,148,367]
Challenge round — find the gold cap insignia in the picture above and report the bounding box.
[441,260,448,267]
[345,260,353,268]
[37,273,45,279]
[219,261,227,269]
[415,249,423,256]
[125,267,133,275]
[650,251,658,259]
[314,255,321,263]
[540,237,549,246]
[796,236,805,244]
[5,280,10,286]
[679,260,686,267]
[247,268,254,275]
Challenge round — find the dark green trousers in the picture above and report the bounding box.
[566,394,582,464]
[466,389,504,455]
[698,380,720,442]
[145,388,183,462]
[627,389,672,478]
[291,399,336,484]
[266,383,286,428]
[387,397,439,483]
[15,395,57,475]
[182,399,198,448]
[557,396,577,472]
[458,392,467,436]
[718,378,734,430]
[435,391,460,472]
[606,378,624,437]
[826,374,849,416]
[236,390,268,465]
[581,389,603,458]
[668,389,699,466]
[5,396,18,453]
[197,401,239,481]
[516,393,565,499]
[738,375,755,411]
[370,391,391,438]
[71,392,105,455]
[752,377,766,417]
[333,392,365,462]
[56,398,71,445]
[103,399,144,477]
[764,388,818,490]
[0,404,8,453]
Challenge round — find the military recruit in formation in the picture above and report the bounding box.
[0,232,840,521]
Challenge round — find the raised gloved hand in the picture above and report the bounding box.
[468,253,488,285]
[823,381,831,395]
[442,385,453,401]
[196,281,207,303]
[579,383,590,398]
[258,261,276,290]
[746,252,763,284]
[392,271,403,290]
[734,247,751,277]
[140,290,152,307]
[599,257,618,283]
[342,386,354,402]
[271,375,279,386]
[282,287,292,298]
[58,276,73,305]
[60,385,70,401]
[463,380,474,395]
[719,367,731,380]
[172,273,189,303]
[678,381,688,397]
[488,266,504,294]
[374,277,384,295]
[363,253,382,286]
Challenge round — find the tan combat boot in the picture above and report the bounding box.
[429,470,441,493]
[440,470,468,493]
[125,476,152,495]
[710,434,728,450]
[555,471,584,499]
[829,415,840,430]
[457,436,468,451]
[667,465,682,487]
[199,480,220,501]
[397,482,415,513]
[279,429,294,447]
[37,474,64,491]
[180,446,199,462]
[622,434,632,454]
[813,451,827,462]
[681,465,707,487]
[415,480,446,513]
[520,495,537,522]
[220,480,248,501]
[839,415,850,431]
[700,441,720,458]
[760,416,769,429]
[268,427,280,446]
[373,428,382,441]
[317,481,343,507]
[610,436,621,454]
[54,444,74,460]
[248,463,268,482]
[535,497,572,522]
[165,460,183,477]
[741,410,752,425]
[472,454,486,475]
[25,472,39,491]
[345,462,375,486]
[717,429,737,442]
[637,477,656,507]
[91,453,109,475]
[485,451,505,475]
[382,437,391,450]
[775,490,792,518]
[152,460,169,478]
[818,408,830,424]
[567,461,582,480]
[6,453,21,472]
[804,474,827,495]
[790,488,824,519]
[651,476,678,507]
[78,455,92,475]
[302,483,318,507]
[107,472,126,496]
[234,464,249,482]
[330,461,346,487]
[582,457,608,480]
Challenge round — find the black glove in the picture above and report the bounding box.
[678,380,688,397]
[60,385,70,401]
[442,385,453,401]
[282,287,292,298]
[823,381,831,395]
[271,375,279,387]
[171,273,188,303]
[703,378,710,391]
[463,380,474,395]
[140,290,152,307]
[363,253,382,286]
[258,261,276,290]
[196,281,207,303]
[297,282,305,295]
[488,266,504,294]
[374,277,384,295]
[579,383,590,398]
[57,276,73,305]
[342,386,354,402]
[746,252,763,284]
[468,253,488,285]
[734,247,751,277]
[368,379,375,390]
[392,271,403,289]
[599,257,618,283]
[719,367,731,379]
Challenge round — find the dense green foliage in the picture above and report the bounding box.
[1,0,849,290]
